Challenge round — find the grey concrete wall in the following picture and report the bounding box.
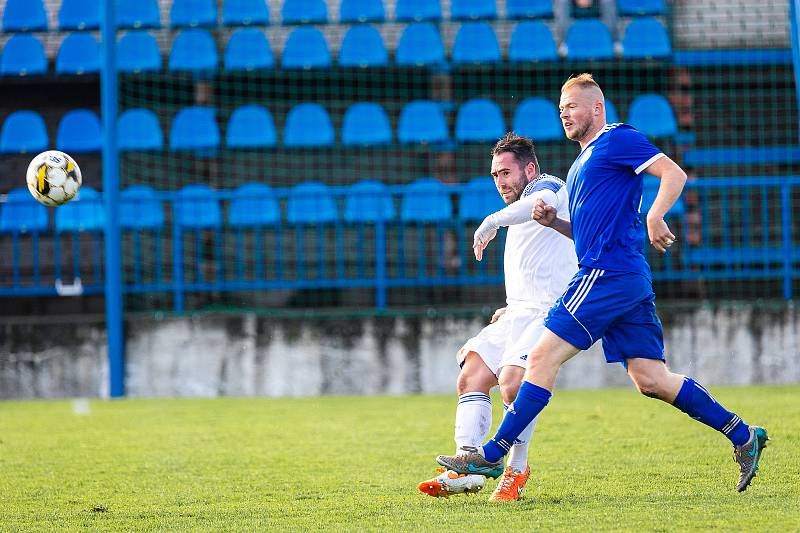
[1,303,798,399]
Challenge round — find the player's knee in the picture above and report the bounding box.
[498,373,523,404]
[632,375,667,399]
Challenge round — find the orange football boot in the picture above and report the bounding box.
[488,465,530,501]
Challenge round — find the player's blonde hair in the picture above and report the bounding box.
[561,73,603,94]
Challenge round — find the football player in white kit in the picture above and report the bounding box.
[418,133,578,501]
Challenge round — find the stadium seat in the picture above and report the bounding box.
[455,99,505,142]
[287,182,338,224]
[513,97,562,141]
[228,183,280,226]
[281,0,328,24]
[224,28,275,71]
[59,0,100,30]
[339,25,388,68]
[1,34,47,76]
[506,0,553,19]
[223,0,270,26]
[57,109,102,153]
[169,30,218,73]
[458,176,505,220]
[395,23,446,67]
[451,22,501,65]
[117,31,162,73]
[628,94,677,138]
[118,0,161,29]
[281,27,331,69]
[56,33,100,75]
[55,187,105,233]
[120,185,165,230]
[395,0,442,21]
[340,0,385,23]
[451,0,497,20]
[226,105,277,148]
[398,101,449,144]
[0,188,49,234]
[341,103,392,146]
[508,21,558,62]
[283,104,334,147]
[2,0,47,32]
[0,111,48,154]
[170,0,217,27]
[174,185,222,229]
[170,107,221,151]
[617,0,666,16]
[344,180,395,222]
[565,19,614,60]
[118,109,164,151]
[622,18,671,59]
[400,178,452,222]
[605,98,620,123]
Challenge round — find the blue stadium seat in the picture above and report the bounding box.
[0,111,48,154]
[1,34,47,76]
[640,174,685,216]
[118,109,163,151]
[287,182,338,224]
[169,29,218,73]
[228,183,281,226]
[56,32,100,75]
[59,0,99,30]
[55,187,105,232]
[458,176,505,220]
[282,0,328,24]
[120,185,164,230]
[565,19,614,60]
[224,28,275,71]
[395,0,441,21]
[117,31,161,73]
[170,107,220,151]
[456,99,504,142]
[398,101,449,144]
[506,0,553,19]
[605,98,620,123]
[223,0,270,26]
[0,188,49,234]
[342,103,392,146]
[281,27,331,69]
[339,25,388,68]
[344,180,395,223]
[627,94,677,138]
[400,178,452,222]
[340,0,385,23]
[452,22,501,65]
[451,0,497,20]
[513,97,562,141]
[118,0,161,29]
[226,105,277,148]
[174,185,222,229]
[2,0,47,32]
[617,0,665,16]
[622,17,671,59]
[509,21,558,62]
[170,0,217,27]
[57,109,102,153]
[396,23,445,67]
[284,104,334,147]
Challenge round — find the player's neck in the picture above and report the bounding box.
[578,122,606,151]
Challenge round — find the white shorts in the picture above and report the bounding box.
[457,308,548,375]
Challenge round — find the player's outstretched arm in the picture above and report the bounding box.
[532,199,573,240]
[643,155,687,253]
[473,194,540,260]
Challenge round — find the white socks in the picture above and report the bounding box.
[454,392,492,452]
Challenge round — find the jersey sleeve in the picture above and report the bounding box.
[607,125,665,175]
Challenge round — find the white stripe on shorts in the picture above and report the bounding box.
[566,269,604,314]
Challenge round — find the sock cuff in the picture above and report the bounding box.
[518,381,552,404]
[672,376,694,411]
[458,392,491,405]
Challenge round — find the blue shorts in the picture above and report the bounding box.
[544,267,665,364]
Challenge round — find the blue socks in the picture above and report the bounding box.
[672,377,750,446]
[482,381,551,463]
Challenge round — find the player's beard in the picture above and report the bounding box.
[567,118,593,142]
[502,175,528,205]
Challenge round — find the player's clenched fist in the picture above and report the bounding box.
[490,306,506,324]
[532,198,557,227]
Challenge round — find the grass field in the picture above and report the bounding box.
[2,385,798,532]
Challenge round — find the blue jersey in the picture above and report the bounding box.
[565,123,664,276]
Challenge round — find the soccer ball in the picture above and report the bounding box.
[26,150,82,206]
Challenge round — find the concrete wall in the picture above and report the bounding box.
[1,303,798,399]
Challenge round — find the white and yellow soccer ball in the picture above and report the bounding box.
[26,150,82,206]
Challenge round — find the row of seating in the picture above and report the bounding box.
[0,95,678,153]
[1,0,666,33]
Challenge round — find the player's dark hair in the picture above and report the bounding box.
[491,132,540,173]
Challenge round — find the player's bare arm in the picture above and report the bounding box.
[643,155,687,253]
[532,198,573,240]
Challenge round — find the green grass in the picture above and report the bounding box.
[1,385,798,532]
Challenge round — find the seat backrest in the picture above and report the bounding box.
[455,99,504,142]
[169,29,218,72]
[117,31,162,73]
[2,0,48,32]
[342,102,392,146]
[281,26,331,69]
[395,0,441,21]
[452,22,500,65]
[340,0,385,23]
[339,25,388,68]
[56,32,100,75]
[170,0,217,27]
[1,34,47,76]
[174,184,222,228]
[622,17,671,59]
[513,97,562,141]
[628,94,677,138]
[57,109,102,153]
[283,103,334,147]
[450,0,497,21]
[170,106,220,151]
[618,0,665,16]
[0,188,49,233]
[59,0,100,30]
[508,20,557,62]
[118,0,161,29]
[398,100,448,144]
[223,0,270,26]
[120,185,165,230]
[506,0,553,19]
[287,181,338,224]
[119,109,164,151]
[604,98,620,124]
[0,110,48,154]
[224,28,275,71]
[395,22,445,67]
[566,19,613,60]
[282,0,328,24]
[226,105,277,148]
[400,178,452,222]
[228,183,281,226]
[458,176,505,220]
[55,186,105,232]
[344,180,395,222]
